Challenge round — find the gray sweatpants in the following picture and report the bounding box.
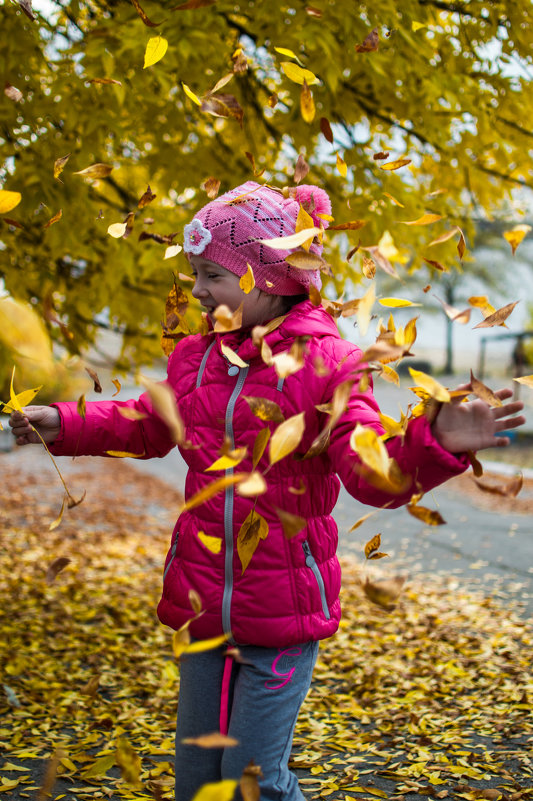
[174,641,319,801]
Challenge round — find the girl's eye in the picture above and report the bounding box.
[207,273,219,280]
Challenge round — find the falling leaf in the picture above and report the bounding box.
[285,251,327,271]
[423,257,446,272]
[130,0,165,26]
[0,190,22,214]
[329,220,366,231]
[361,246,399,278]
[336,153,347,177]
[503,224,531,255]
[364,533,389,559]
[408,368,450,402]
[206,447,247,471]
[203,176,221,198]
[105,450,145,458]
[275,507,307,539]
[469,371,503,408]
[142,378,185,444]
[137,185,156,208]
[237,510,269,573]
[380,158,411,171]
[362,255,376,279]
[300,79,315,123]
[198,531,222,554]
[356,282,375,337]
[82,753,116,779]
[320,116,334,143]
[274,46,302,62]
[182,732,239,748]
[87,77,122,85]
[84,366,102,393]
[457,227,467,259]
[5,83,23,102]
[144,36,168,68]
[383,191,404,207]
[427,226,460,247]
[37,750,64,801]
[220,341,247,368]
[280,62,318,85]
[171,0,216,8]
[401,213,443,226]
[53,153,70,182]
[294,154,310,183]
[116,737,141,787]
[379,298,420,308]
[43,209,62,229]
[348,508,383,532]
[243,396,284,423]
[45,556,71,584]
[239,264,255,294]
[355,27,379,52]
[240,761,263,801]
[181,474,246,512]
[74,163,113,178]
[251,428,271,470]
[473,474,523,498]
[472,301,519,329]
[201,94,244,125]
[433,294,471,324]
[190,780,238,801]
[514,374,533,388]
[259,227,321,250]
[182,82,202,105]
[407,503,446,525]
[269,412,305,466]
[236,472,267,497]
[17,0,36,20]
[363,576,405,609]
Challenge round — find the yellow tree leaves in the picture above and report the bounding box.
[143,36,168,68]
[237,509,269,574]
[503,224,531,255]
[269,411,305,466]
[0,190,22,214]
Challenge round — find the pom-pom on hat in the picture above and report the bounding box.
[183,181,331,295]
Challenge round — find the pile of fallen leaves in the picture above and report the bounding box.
[0,455,532,800]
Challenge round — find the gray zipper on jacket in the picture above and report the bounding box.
[302,540,331,620]
[222,365,249,638]
[163,536,178,581]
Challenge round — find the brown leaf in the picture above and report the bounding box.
[329,220,367,231]
[355,27,379,52]
[457,227,466,259]
[87,77,122,85]
[469,371,503,407]
[201,94,244,125]
[468,450,483,477]
[294,154,310,184]
[406,503,446,525]
[85,366,102,393]
[243,395,284,423]
[81,675,100,697]
[305,6,323,17]
[77,394,86,419]
[45,557,71,585]
[137,185,156,208]
[473,474,523,498]
[53,153,71,182]
[363,576,405,609]
[142,378,185,445]
[240,760,263,801]
[252,428,271,470]
[18,0,36,20]
[43,209,62,229]
[202,177,221,199]
[37,750,64,801]
[362,246,398,278]
[237,510,269,573]
[472,301,519,329]
[364,533,382,559]
[373,151,389,160]
[4,83,23,102]
[74,163,113,179]
[284,251,327,271]
[275,508,307,540]
[320,117,334,143]
[130,0,165,26]
[423,258,446,272]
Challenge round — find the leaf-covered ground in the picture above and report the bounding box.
[0,455,532,800]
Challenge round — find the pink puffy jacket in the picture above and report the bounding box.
[51,302,468,647]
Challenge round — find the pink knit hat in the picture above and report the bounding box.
[183,181,332,295]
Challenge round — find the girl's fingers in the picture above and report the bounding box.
[495,415,526,431]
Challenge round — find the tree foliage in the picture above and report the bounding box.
[1,0,533,381]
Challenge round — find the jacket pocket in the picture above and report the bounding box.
[163,533,179,581]
[302,540,331,620]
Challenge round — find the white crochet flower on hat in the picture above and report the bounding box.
[183,219,212,255]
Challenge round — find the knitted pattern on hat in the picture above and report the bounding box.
[183,181,331,295]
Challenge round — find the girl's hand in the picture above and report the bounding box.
[431,385,526,454]
[9,406,61,446]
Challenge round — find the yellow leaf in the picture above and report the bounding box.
[378,298,420,308]
[0,190,22,214]
[356,282,375,337]
[144,35,168,68]
[77,394,86,419]
[336,153,347,177]
[514,374,533,389]
[198,531,222,553]
[408,368,450,402]
[82,753,116,779]
[74,163,113,178]
[237,510,269,573]
[407,503,446,525]
[469,371,503,407]
[213,303,243,333]
[206,447,247,471]
[141,376,185,444]
[269,412,305,466]
[1,383,42,414]
[181,474,246,512]
[503,224,531,255]
[280,61,318,85]
[252,427,271,469]
[220,341,248,368]
[383,191,404,207]
[164,244,183,259]
[300,79,315,123]
[285,251,326,270]
[276,507,307,539]
[412,21,426,30]
[192,780,239,801]
[401,214,443,225]
[274,46,301,62]
[116,738,141,787]
[182,82,202,105]
[363,576,405,609]
[239,264,255,294]
[380,158,411,171]
[184,633,230,654]
[243,396,284,423]
[182,732,238,748]
[258,227,321,250]
[105,450,146,458]
[9,367,23,413]
[236,471,267,497]
[107,222,127,238]
[427,226,460,247]
[350,424,391,479]
[43,209,62,229]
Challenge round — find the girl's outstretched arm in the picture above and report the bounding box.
[431,385,525,453]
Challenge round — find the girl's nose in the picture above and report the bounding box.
[191,280,207,299]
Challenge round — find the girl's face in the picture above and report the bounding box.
[189,256,286,328]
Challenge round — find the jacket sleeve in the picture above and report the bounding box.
[49,391,175,459]
[324,344,469,508]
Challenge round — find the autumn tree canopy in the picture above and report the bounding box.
[1,0,532,383]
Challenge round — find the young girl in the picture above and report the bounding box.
[10,181,525,801]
